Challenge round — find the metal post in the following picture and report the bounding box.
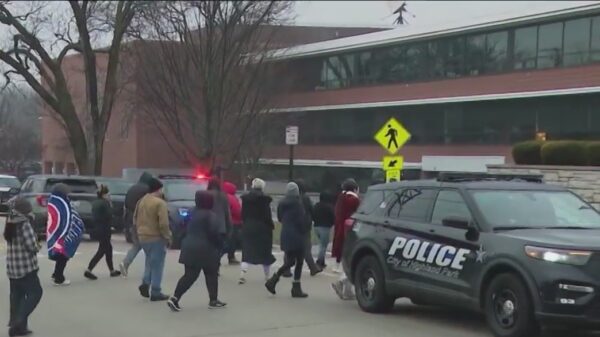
[288,145,294,181]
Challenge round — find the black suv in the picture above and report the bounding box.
[343,172,600,337]
[15,175,99,237]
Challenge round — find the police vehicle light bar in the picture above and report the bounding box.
[437,172,544,183]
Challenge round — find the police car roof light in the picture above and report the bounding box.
[437,172,544,184]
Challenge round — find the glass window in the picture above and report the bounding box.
[466,34,486,75]
[564,18,591,66]
[388,188,437,222]
[445,37,465,78]
[591,16,600,61]
[0,177,21,189]
[164,181,208,201]
[485,31,509,72]
[358,190,389,215]
[514,26,538,69]
[20,180,33,193]
[471,190,600,228]
[537,22,563,69]
[31,179,45,193]
[431,190,472,225]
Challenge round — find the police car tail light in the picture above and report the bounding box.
[525,246,592,266]
[36,195,48,207]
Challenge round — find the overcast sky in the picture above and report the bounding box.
[293,1,597,28]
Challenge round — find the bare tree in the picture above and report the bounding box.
[130,1,294,173]
[0,1,144,174]
[0,88,40,173]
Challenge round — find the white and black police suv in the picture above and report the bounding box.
[342,172,600,337]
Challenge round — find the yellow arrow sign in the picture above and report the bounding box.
[374,117,411,155]
[386,170,401,182]
[383,156,403,171]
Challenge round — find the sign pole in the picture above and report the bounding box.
[289,144,294,181]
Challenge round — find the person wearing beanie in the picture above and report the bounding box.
[265,182,309,298]
[5,198,42,337]
[135,177,172,301]
[84,184,121,280]
[120,171,153,277]
[238,178,276,284]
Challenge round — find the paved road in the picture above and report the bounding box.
[0,218,598,337]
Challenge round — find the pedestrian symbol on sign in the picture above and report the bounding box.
[385,124,399,150]
[374,118,411,155]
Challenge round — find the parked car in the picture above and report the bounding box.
[343,172,600,337]
[0,174,21,214]
[94,177,133,233]
[14,175,99,238]
[159,174,209,249]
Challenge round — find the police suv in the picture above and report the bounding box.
[343,172,600,337]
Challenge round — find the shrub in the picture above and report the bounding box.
[541,141,589,166]
[512,141,544,165]
[587,142,600,166]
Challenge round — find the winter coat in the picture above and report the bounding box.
[331,191,360,260]
[179,193,221,269]
[223,182,242,226]
[211,190,232,236]
[313,192,335,228]
[124,172,152,242]
[91,197,113,239]
[240,189,276,265]
[300,194,314,231]
[277,195,307,253]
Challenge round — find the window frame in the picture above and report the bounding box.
[429,189,475,226]
[386,187,438,223]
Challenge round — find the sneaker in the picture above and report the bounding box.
[138,284,150,298]
[167,297,181,312]
[119,262,128,278]
[208,300,227,309]
[331,281,345,300]
[8,325,32,337]
[238,277,246,285]
[84,270,98,280]
[150,293,170,302]
[310,266,323,277]
[53,279,71,286]
[110,270,122,277]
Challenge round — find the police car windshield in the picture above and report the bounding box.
[471,190,600,229]
[164,180,208,201]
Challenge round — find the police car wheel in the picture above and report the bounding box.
[355,255,395,313]
[484,273,539,337]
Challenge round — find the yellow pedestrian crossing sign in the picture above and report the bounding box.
[383,156,403,171]
[386,170,401,182]
[374,117,411,155]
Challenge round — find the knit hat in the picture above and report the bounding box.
[285,182,300,197]
[251,178,266,190]
[12,197,32,215]
[342,178,358,192]
[147,177,163,193]
[51,183,70,199]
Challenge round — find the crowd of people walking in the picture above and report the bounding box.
[3,171,362,336]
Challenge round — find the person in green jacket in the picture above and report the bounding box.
[85,184,121,280]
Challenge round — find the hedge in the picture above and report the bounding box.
[512,140,600,166]
[512,141,544,165]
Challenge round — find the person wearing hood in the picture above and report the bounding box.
[168,191,227,311]
[47,183,85,286]
[238,178,276,284]
[313,191,336,269]
[207,178,232,265]
[84,184,121,280]
[119,171,153,277]
[5,198,42,337]
[264,182,309,298]
[223,181,241,265]
[331,178,361,301]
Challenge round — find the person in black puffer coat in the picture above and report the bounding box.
[168,191,227,311]
[85,185,121,280]
[265,182,309,298]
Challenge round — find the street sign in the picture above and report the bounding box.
[382,156,404,171]
[374,117,411,155]
[386,169,401,182]
[286,126,299,145]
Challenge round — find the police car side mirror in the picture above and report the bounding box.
[442,216,471,230]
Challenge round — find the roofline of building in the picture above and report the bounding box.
[269,86,600,113]
[268,3,600,61]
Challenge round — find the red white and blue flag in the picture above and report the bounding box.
[47,194,85,259]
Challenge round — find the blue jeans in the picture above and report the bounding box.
[140,240,167,295]
[123,242,142,268]
[314,227,331,262]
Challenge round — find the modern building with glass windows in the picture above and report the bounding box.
[255,3,600,188]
